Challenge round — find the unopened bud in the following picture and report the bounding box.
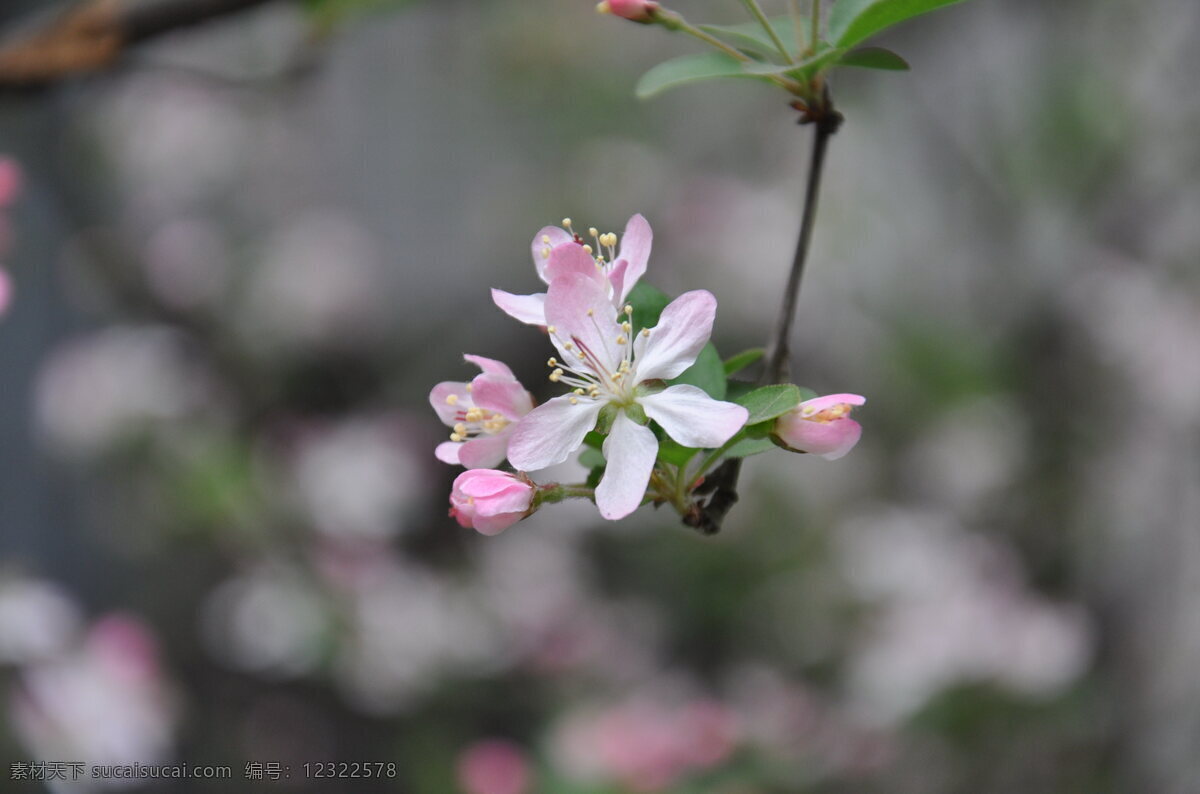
[596,0,659,23]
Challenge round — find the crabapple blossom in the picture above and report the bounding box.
[491,214,652,327]
[450,470,535,535]
[430,355,533,469]
[774,393,865,460]
[507,272,748,520]
[456,739,533,794]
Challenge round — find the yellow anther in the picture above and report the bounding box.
[450,432,463,442]
[542,234,551,244]
[563,341,574,350]
[616,335,628,345]
[621,321,632,332]
[446,394,459,405]
[453,422,467,435]
[542,246,551,259]
[623,304,633,315]
[641,328,651,337]
[588,227,598,237]
[582,244,593,255]
[573,388,584,395]
[586,308,594,316]
[547,357,558,366]
[569,396,579,405]
[465,383,473,392]
[549,368,564,382]
[547,325,557,333]
[562,218,573,228]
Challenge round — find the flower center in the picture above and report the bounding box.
[445,391,511,442]
[541,218,622,276]
[801,403,853,424]
[544,303,650,407]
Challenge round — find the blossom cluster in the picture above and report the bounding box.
[430,215,864,533]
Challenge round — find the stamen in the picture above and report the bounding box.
[446,394,459,405]
[640,328,650,337]
[616,335,628,345]
[623,304,633,315]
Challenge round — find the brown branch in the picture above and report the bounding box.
[0,0,282,89]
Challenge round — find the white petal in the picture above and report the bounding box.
[633,290,716,382]
[596,412,658,520]
[491,289,547,326]
[639,385,749,448]
[435,441,462,464]
[545,273,624,376]
[506,395,604,471]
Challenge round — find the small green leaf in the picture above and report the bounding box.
[742,46,843,81]
[578,447,606,470]
[670,343,727,399]
[583,430,605,450]
[636,52,775,99]
[827,0,970,50]
[837,46,910,70]
[698,16,810,59]
[723,348,765,376]
[657,438,699,467]
[735,384,802,424]
[625,282,671,333]
[721,436,779,458]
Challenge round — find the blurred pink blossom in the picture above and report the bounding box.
[0,269,12,318]
[456,739,532,794]
[0,157,22,207]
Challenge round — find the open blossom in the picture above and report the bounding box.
[775,393,865,460]
[450,470,535,535]
[430,355,533,468]
[507,272,748,520]
[491,214,652,327]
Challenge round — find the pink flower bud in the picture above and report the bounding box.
[456,739,532,794]
[449,470,534,535]
[774,393,865,460]
[596,0,658,23]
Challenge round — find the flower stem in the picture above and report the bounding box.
[685,90,841,535]
[809,0,821,56]
[739,0,793,64]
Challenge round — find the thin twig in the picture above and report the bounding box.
[739,0,793,64]
[685,92,841,535]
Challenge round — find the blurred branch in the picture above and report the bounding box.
[0,0,282,90]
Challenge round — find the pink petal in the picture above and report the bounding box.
[633,290,716,382]
[615,213,652,296]
[436,441,463,464]
[531,225,574,283]
[463,354,517,380]
[544,242,604,285]
[491,289,548,326]
[608,259,631,306]
[473,510,528,536]
[472,375,533,420]
[639,385,748,448]
[459,432,511,469]
[507,395,604,471]
[776,415,862,460]
[430,381,472,425]
[801,393,866,413]
[596,412,658,520]
[545,273,623,376]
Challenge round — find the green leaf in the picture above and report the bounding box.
[657,438,699,467]
[579,447,606,470]
[742,46,844,82]
[721,436,779,458]
[583,430,605,450]
[669,343,727,399]
[723,348,765,376]
[735,384,802,424]
[827,0,969,49]
[837,46,910,70]
[635,52,775,99]
[698,16,810,59]
[625,282,671,333]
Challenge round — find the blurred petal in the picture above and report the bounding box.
[507,395,603,471]
[597,412,658,520]
[458,433,511,469]
[491,289,547,326]
[639,385,748,448]
[471,375,533,420]
[531,225,574,282]
[435,441,462,464]
[430,381,471,425]
[633,290,716,382]
[463,354,517,380]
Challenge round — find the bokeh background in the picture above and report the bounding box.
[1,0,1198,791]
